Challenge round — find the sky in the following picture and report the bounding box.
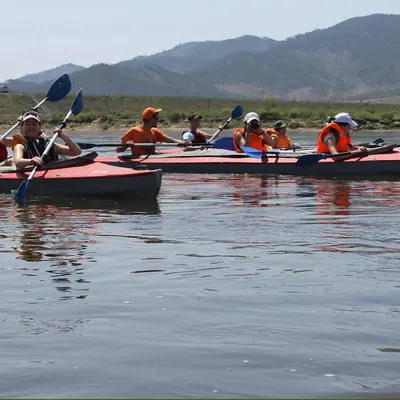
[0,0,399,82]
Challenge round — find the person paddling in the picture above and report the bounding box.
[182,114,213,144]
[233,112,274,153]
[117,107,191,156]
[316,112,367,161]
[12,110,81,169]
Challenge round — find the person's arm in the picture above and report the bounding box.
[268,134,278,149]
[117,129,134,153]
[163,135,191,146]
[13,143,44,169]
[54,130,82,156]
[197,129,214,139]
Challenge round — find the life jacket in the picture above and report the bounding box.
[181,130,207,144]
[267,128,292,149]
[316,123,351,153]
[233,129,268,153]
[0,141,7,162]
[13,134,58,163]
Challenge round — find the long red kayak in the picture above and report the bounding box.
[96,145,400,177]
[0,152,162,199]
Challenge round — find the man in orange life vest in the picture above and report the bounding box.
[233,112,274,153]
[316,112,367,161]
[117,107,191,156]
[182,114,213,144]
[267,120,301,149]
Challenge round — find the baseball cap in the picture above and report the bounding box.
[142,107,162,121]
[188,114,202,121]
[243,112,260,124]
[22,110,41,123]
[274,120,287,129]
[334,112,358,127]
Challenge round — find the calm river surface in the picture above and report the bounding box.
[0,130,399,398]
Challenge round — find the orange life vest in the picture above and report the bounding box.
[267,129,292,149]
[13,133,58,162]
[0,141,7,161]
[316,123,351,153]
[233,129,268,153]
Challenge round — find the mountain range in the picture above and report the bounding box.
[3,14,400,101]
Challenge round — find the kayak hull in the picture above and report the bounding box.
[97,147,400,177]
[0,153,162,199]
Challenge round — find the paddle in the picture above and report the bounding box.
[205,105,243,144]
[296,143,399,168]
[77,137,236,151]
[12,88,83,203]
[0,74,72,142]
[240,146,280,159]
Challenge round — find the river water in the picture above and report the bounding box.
[0,130,399,398]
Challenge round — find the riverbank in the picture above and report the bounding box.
[1,122,399,135]
[2,92,400,133]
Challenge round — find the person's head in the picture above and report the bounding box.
[273,120,288,135]
[142,107,162,127]
[334,112,358,133]
[243,112,262,134]
[20,110,42,137]
[188,114,201,129]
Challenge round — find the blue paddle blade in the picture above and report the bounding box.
[241,146,264,158]
[212,137,235,151]
[296,153,326,168]
[46,74,72,102]
[12,180,30,203]
[373,138,385,145]
[231,105,243,120]
[71,89,83,116]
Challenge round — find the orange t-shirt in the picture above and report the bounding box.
[121,125,168,155]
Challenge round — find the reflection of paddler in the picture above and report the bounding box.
[230,176,278,207]
[315,180,352,216]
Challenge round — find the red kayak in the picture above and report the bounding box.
[0,152,162,199]
[96,145,400,177]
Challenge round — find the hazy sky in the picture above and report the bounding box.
[0,0,399,81]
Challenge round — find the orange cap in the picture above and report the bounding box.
[142,107,162,121]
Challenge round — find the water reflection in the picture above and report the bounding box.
[3,196,160,301]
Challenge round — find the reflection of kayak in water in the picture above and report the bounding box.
[0,152,162,199]
[97,145,400,177]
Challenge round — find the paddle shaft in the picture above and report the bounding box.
[206,117,232,144]
[25,131,60,182]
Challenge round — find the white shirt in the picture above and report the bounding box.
[322,132,336,144]
[182,131,196,141]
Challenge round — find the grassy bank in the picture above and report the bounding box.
[1,93,400,131]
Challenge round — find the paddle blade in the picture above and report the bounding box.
[241,146,264,158]
[373,138,385,145]
[231,105,243,120]
[46,74,72,102]
[71,88,83,115]
[296,153,326,168]
[212,137,236,151]
[12,180,30,203]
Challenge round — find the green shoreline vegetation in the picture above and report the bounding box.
[1,93,400,132]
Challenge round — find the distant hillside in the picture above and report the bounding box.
[15,63,85,84]
[117,35,277,73]
[6,14,400,101]
[186,13,400,100]
[67,63,229,97]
